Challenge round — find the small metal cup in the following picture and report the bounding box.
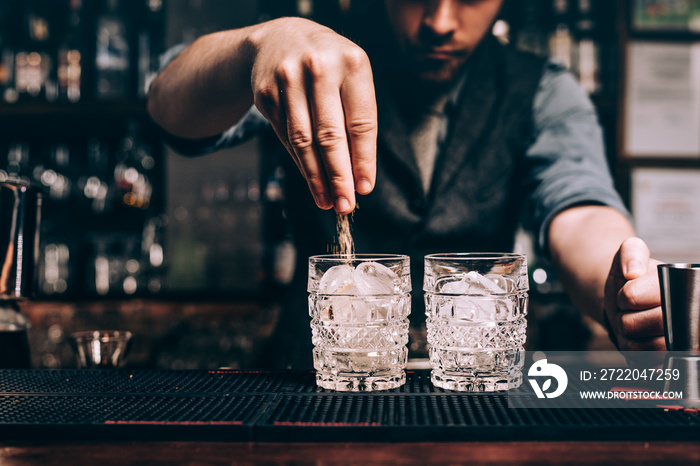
[69,330,133,369]
[658,264,700,407]
[658,264,700,352]
[663,353,700,405]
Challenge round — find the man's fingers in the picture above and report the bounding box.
[309,70,355,214]
[254,79,303,171]
[604,237,663,351]
[278,67,333,210]
[617,307,664,339]
[339,53,377,196]
[618,237,650,281]
[617,270,662,310]
[254,31,376,214]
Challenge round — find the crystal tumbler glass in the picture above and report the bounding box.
[308,254,411,391]
[424,253,528,391]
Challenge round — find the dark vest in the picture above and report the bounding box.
[269,36,546,369]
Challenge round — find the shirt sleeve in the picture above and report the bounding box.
[150,44,270,156]
[522,61,630,255]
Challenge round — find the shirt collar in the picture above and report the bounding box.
[446,68,469,113]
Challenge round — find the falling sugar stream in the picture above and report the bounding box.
[335,213,355,258]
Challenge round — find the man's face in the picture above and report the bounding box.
[383,0,504,85]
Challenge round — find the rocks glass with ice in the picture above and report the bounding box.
[308,254,411,391]
[423,253,528,391]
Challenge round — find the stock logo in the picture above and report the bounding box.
[528,358,568,399]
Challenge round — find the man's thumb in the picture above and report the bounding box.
[619,237,650,280]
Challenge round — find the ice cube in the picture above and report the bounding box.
[319,264,356,294]
[438,276,470,294]
[350,299,371,322]
[354,261,398,295]
[463,271,504,294]
[451,296,480,320]
[484,274,517,293]
[436,272,504,295]
[326,296,356,322]
[451,296,496,322]
[493,297,514,320]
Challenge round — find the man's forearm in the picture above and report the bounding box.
[147,27,258,139]
[547,205,636,323]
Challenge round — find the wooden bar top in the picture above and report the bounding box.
[1,440,700,465]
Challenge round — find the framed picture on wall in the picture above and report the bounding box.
[623,41,700,158]
[632,167,700,263]
[632,0,700,32]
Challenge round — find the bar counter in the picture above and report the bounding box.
[1,369,699,464]
[2,440,700,465]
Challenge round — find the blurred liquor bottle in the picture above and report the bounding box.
[57,0,84,102]
[136,0,165,99]
[572,0,601,94]
[34,143,75,296]
[0,0,18,103]
[113,121,155,213]
[80,138,112,216]
[15,0,59,102]
[549,0,574,69]
[94,0,131,100]
[514,0,549,57]
[5,141,30,182]
[296,0,312,17]
[140,215,165,294]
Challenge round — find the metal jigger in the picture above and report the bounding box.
[658,263,700,407]
[0,182,42,369]
[69,330,133,369]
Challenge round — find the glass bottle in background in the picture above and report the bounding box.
[40,242,70,296]
[95,0,131,100]
[261,147,296,303]
[32,143,74,297]
[87,234,144,297]
[81,138,112,215]
[297,0,313,17]
[121,238,139,295]
[548,0,573,69]
[0,0,19,103]
[91,239,111,296]
[514,0,548,57]
[113,121,154,212]
[141,215,165,294]
[137,0,165,99]
[36,144,73,203]
[6,142,30,183]
[573,0,600,94]
[15,0,58,102]
[58,0,84,103]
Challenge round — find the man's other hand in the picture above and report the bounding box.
[603,237,665,351]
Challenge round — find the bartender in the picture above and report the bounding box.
[147,0,664,368]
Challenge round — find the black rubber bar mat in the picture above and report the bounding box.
[0,369,698,442]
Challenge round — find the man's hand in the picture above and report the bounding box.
[250,18,377,214]
[603,237,665,351]
[149,17,377,214]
